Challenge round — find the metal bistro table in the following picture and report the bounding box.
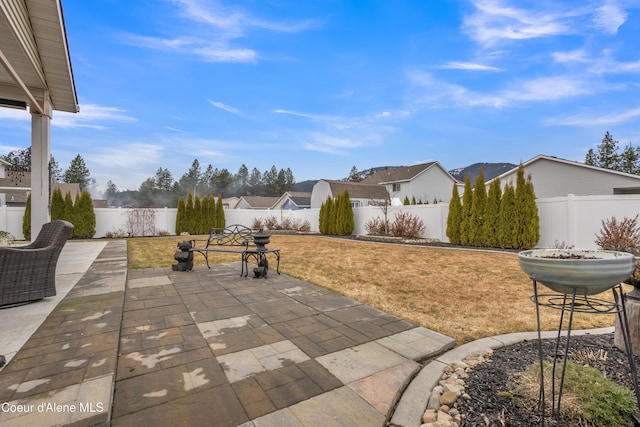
[531,282,640,426]
[241,232,280,278]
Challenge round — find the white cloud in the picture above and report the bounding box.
[440,61,502,71]
[552,49,590,63]
[592,1,627,34]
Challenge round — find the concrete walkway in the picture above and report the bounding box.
[0,241,456,426]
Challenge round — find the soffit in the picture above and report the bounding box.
[0,0,78,113]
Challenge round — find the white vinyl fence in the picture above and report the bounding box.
[1,194,639,250]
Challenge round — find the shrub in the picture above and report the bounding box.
[0,230,15,246]
[446,183,462,245]
[297,220,311,232]
[390,212,425,239]
[365,217,387,235]
[595,214,640,255]
[263,215,279,230]
[251,218,263,229]
[280,217,293,230]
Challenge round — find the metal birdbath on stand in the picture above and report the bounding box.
[518,249,639,426]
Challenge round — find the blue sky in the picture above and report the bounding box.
[1,0,640,192]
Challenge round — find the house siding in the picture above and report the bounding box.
[497,158,640,198]
[386,165,456,203]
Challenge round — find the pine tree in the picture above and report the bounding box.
[498,183,516,248]
[446,183,462,245]
[176,197,185,234]
[482,178,502,247]
[459,175,473,245]
[468,168,487,246]
[51,188,65,220]
[22,193,31,240]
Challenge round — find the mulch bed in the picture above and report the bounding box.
[456,333,640,426]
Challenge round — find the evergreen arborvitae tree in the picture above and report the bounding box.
[216,195,225,230]
[446,183,462,245]
[22,193,31,240]
[341,190,355,235]
[468,168,487,246]
[325,197,335,235]
[318,199,327,234]
[208,195,216,230]
[176,197,185,234]
[459,175,473,245]
[403,196,410,205]
[482,177,502,247]
[74,190,95,238]
[412,196,417,205]
[51,188,65,220]
[185,193,194,234]
[194,196,202,235]
[522,175,540,249]
[513,165,540,249]
[63,192,76,230]
[200,195,209,233]
[498,183,516,248]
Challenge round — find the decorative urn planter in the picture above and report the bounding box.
[253,232,271,250]
[517,249,636,295]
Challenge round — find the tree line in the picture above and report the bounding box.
[585,132,640,174]
[106,159,296,208]
[175,193,225,235]
[446,165,540,250]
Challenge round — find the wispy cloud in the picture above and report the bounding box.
[440,61,502,71]
[0,103,136,129]
[463,0,628,47]
[408,71,592,108]
[545,107,640,127]
[209,100,243,116]
[54,104,137,129]
[552,49,590,63]
[592,1,627,34]
[125,0,319,63]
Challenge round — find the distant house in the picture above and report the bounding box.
[310,180,389,209]
[361,162,458,204]
[490,155,640,198]
[272,192,311,210]
[234,196,280,210]
[222,197,240,209]
[0,170,81,207]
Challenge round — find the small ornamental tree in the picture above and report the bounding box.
[175,197,185,234]
[498,182,516,248]
[482,177,502,247]
[459,175,473,245]
[22,193,31,240]
[51,188,65,221]
[468,168,487,246]
[403,196,410,205]
[446,183,462,245]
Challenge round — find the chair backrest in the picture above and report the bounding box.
[27,220,74,249]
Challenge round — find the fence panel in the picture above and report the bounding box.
[1,195,639,249]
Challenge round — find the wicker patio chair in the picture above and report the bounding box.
[0,220,74,307]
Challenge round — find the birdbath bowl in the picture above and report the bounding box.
[518,249,636,295]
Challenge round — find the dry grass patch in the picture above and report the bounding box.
[127,234,620,343]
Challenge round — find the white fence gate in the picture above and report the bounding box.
[1,194,639,250]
